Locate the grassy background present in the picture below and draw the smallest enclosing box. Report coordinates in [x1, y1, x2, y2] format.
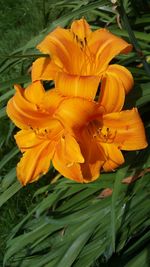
[0, 0, 150, 266]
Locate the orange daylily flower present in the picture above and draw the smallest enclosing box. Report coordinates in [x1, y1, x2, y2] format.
[7, 81, 84, 185]
[6, 81, 147, 185]
[32, 18, 133, 108]
[54, 98, 147, 181]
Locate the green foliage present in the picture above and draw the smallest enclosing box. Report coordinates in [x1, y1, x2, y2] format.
[0, 0, 150, 266]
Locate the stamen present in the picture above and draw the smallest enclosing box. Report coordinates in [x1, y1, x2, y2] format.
[90, 123, 117, 144]
[72, 31, 97, 75]
[84, 37, 87, 46]
[75, 35, 79, 42]
[61, 134, 65, 139]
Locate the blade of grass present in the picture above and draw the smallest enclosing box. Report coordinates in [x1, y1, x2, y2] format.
[117, 0, 150, 77]
[111, 166, 128, 252]
[0, 181, 21, 208]
[0, 148, 19, 170]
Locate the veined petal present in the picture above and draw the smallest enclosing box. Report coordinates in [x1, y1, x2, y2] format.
[79, 129, 104, 182]
[15, 120, 64, 150]
[71, 18, 92, 40]
[53, 153, 84, 183]
[46, 119, 64, 141]
[6, 85, 63, 129]
[7, 86, 48, 129]
[40, 89, 64, 112]
[103, 108, 148, 150]
[32, 57, 59, 82]
[100, 143, 125, 172]
[54, 97, 99, 130]
[16, 137, 55, 185]
[53, 128, 103, 183]
[88, 28, 132, 72]
[56, 133, 84, 164]
[99, 73, 125, 113]
[56, 72, 100, 99]
[105, 64, 134, 94]
[23, 81, 45, 104]
[15, 129, 42, 152]
[37, 27, 81, 73]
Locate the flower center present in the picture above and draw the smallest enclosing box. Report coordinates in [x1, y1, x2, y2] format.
[88, 121, 117, 144]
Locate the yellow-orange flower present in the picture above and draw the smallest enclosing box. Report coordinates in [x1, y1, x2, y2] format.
[54, 99, 147, 181]
[32, 18, 133, 109]
[6, 81, 147, 185]
[7, 81, 85, 185]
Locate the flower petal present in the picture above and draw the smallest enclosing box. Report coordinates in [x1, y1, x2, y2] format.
[24, 81, 45, 104]
[56, 72, 100, 99]
[56, 133, 84, 164]
[15, 129, 42, 152]
[15, 120, 63, 150]
[103, 108, 148, 150]
[16, 133, 54, 185]
[53, 153, 84, 183]
[71, 18, 92, 40]
[88, 28, 132, 72]
[37, 27, 81, 73]
[53, 127, 103, 183]
[99, 64, 134, 113]
[54, 97, 99, 130]
[105, 64, 134, 94]
[40, 89, 64, 111]
[6, 84, 63, 129]
[32, 57, 59, 82]
[100, 143, 125, 172]
[7, 85, 47, 129]
[79, 129, 104, 182]
[99, 73, 125, 113]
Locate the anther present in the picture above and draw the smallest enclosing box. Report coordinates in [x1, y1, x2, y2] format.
[80, 40, 84, 47]
[75, 35, 79, 42]
[62, 134, 65, 139]
[84, 37, 87, 45]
